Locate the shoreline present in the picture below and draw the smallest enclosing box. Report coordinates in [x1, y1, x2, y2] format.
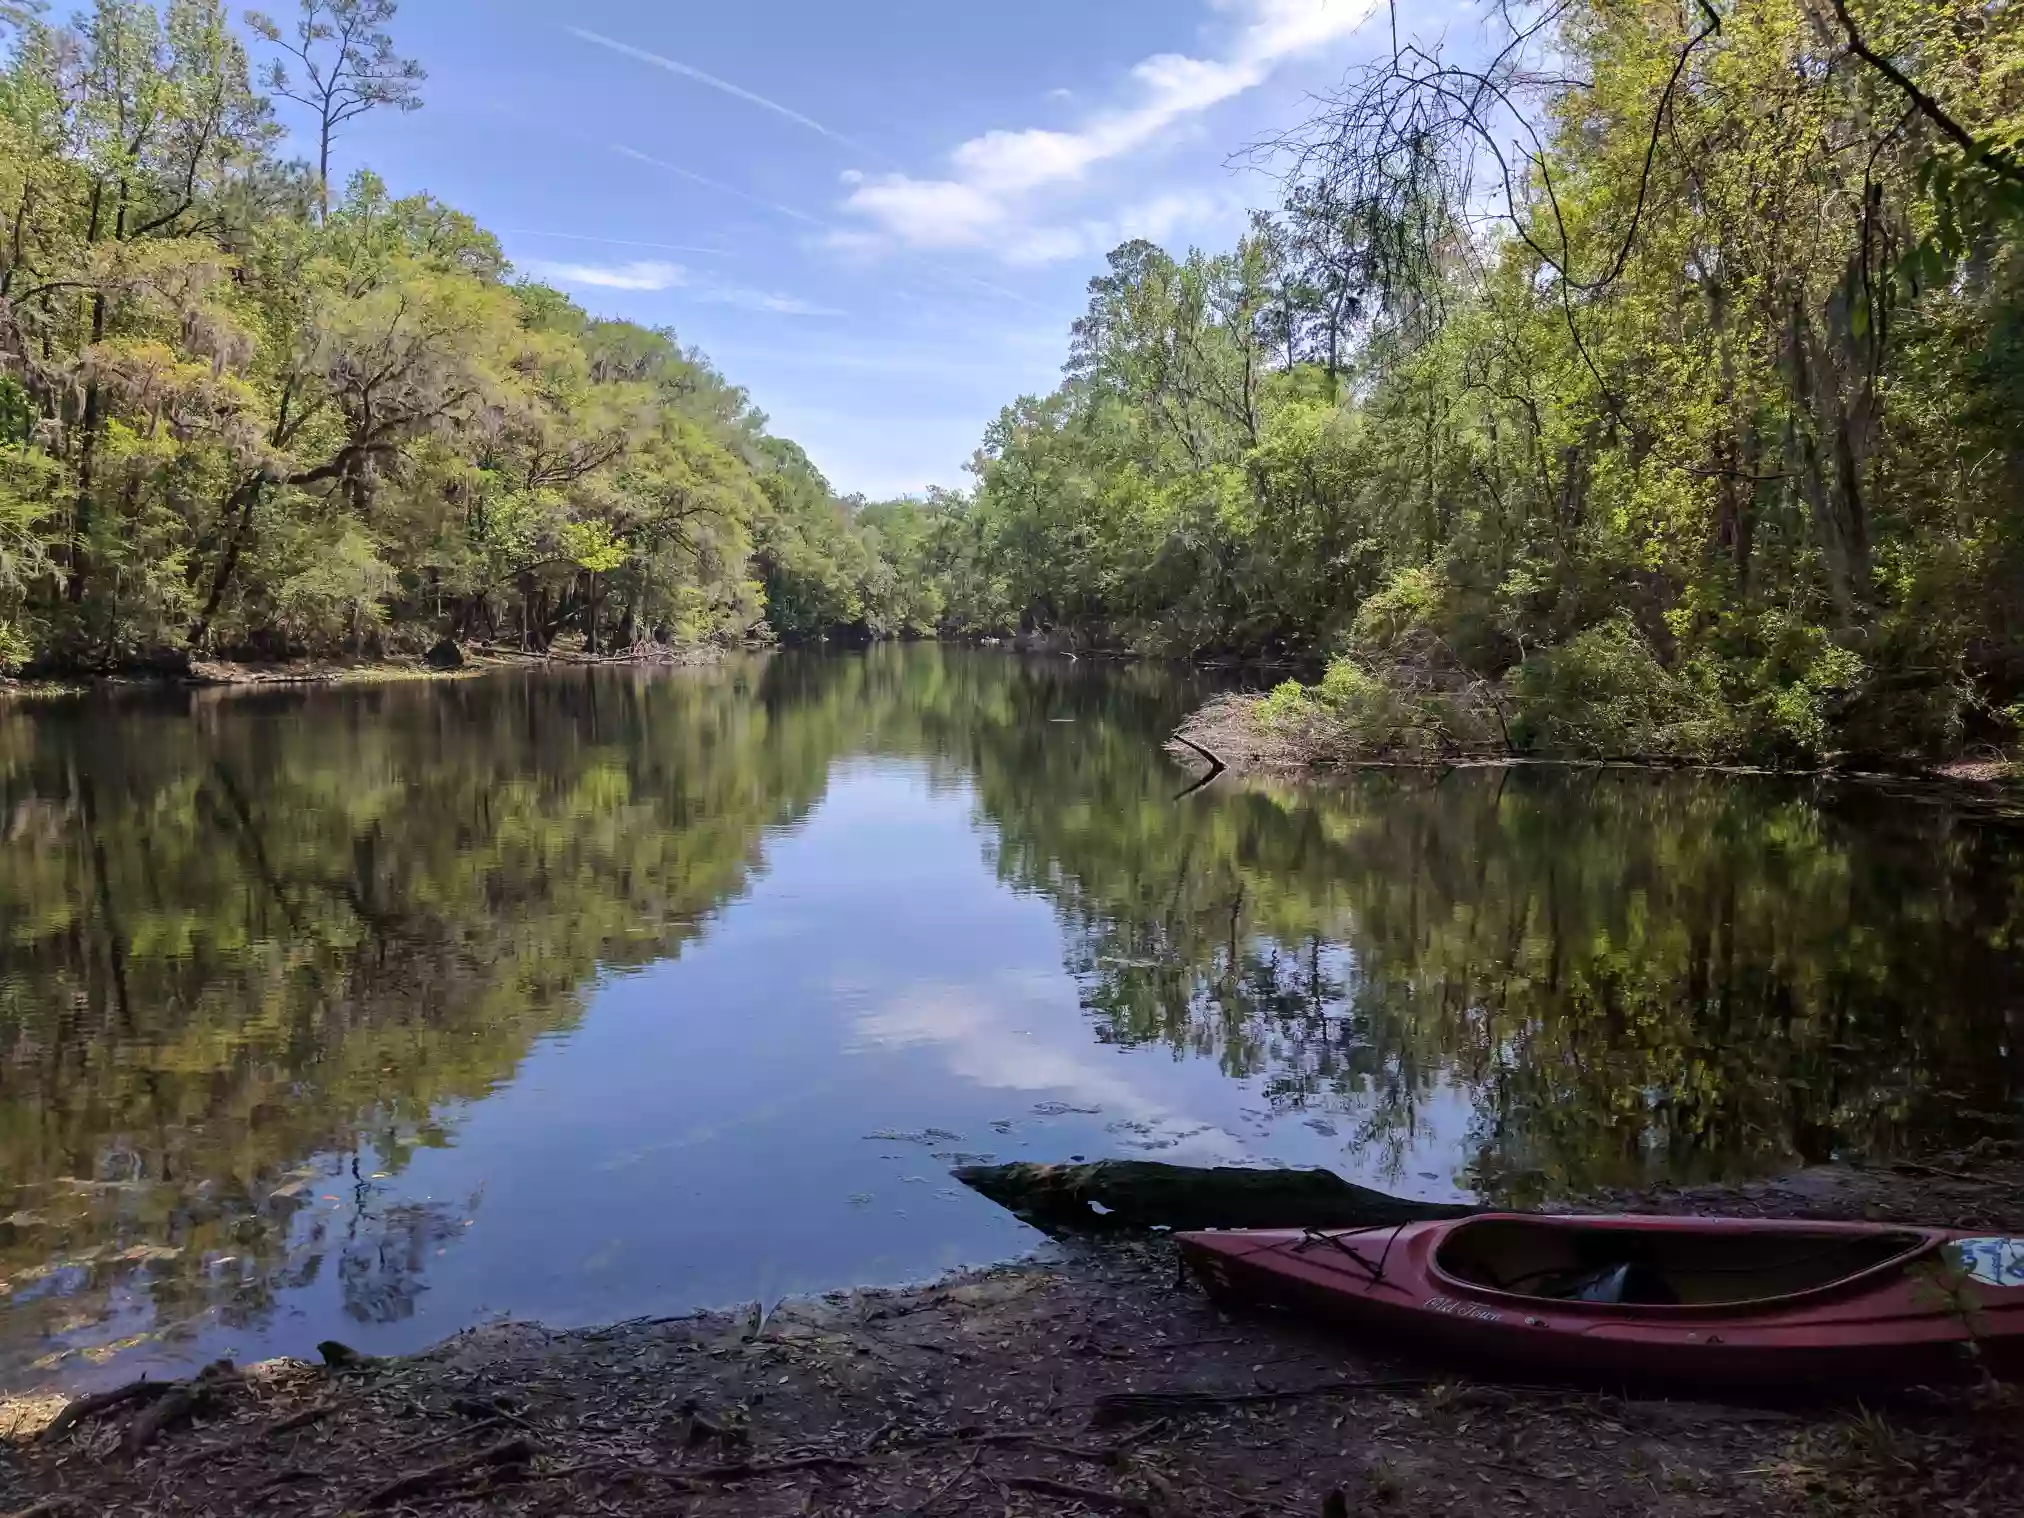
[0, 644, 730, 701]
[1173, 691, 2024, 792]
[4, 1149, 2019, 1516]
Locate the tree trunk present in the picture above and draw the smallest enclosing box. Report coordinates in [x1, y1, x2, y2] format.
[67, 293, 109, 604]
[189, 477, 265, 649]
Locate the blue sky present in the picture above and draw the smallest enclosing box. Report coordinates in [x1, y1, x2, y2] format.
[308, 0, 1391, 497]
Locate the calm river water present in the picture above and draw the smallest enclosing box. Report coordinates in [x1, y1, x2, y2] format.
[1, 647, 2020, 1388]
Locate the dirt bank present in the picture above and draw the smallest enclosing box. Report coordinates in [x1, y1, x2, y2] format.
[1172, 692, 2024, 791]
[3, 1149, 2020, 1518]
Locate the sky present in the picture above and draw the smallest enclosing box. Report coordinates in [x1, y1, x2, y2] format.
[309, 0, 1396, 498]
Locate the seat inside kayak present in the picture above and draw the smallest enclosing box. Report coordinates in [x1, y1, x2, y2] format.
[1433, 1219, 1929, 1307]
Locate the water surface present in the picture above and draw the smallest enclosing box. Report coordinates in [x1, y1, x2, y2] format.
[1, 648, 2019, 1387]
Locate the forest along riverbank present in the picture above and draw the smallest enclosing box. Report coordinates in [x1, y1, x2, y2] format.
[3, 1149, 2020, 1518]
[0, 641, 724, 698]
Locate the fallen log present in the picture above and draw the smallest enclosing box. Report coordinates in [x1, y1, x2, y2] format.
[39, 1379, 178, 1444]
[952, 1160, 1480, 1233]
[122, 1360, 240, 1458]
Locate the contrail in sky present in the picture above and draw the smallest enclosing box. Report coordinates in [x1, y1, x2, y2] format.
[569, 28, 878, 159]
[609, 144, 827, 228]
[500, 228, 730, 255]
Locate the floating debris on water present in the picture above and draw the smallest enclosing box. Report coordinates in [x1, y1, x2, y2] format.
[864, 1128, 964, 1145]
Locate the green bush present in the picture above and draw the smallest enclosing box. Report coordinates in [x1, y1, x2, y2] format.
[1508, 615, 1734, 759]
[1258, 647, 1507, 760]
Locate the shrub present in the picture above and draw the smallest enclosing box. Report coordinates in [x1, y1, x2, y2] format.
[1508, 614, 1734, 758]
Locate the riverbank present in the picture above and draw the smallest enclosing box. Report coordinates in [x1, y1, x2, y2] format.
[0, 643, 728, 700]
[4, 1148, 2019, 1518]
[1174, 692, 2024, 789]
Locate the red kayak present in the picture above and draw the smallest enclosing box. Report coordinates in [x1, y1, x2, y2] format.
[1178, 1213, 2024, 1388]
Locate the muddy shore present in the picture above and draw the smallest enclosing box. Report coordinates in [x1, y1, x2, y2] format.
[4, 1149, 2019, 1518]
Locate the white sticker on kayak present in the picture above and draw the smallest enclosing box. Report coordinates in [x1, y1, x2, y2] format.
[1426, 1295, 1505, 1322]
[1949, 1238, 2024, 1288]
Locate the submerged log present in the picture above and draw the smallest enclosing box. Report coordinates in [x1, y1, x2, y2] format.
[953, 1160, 1480, 1233]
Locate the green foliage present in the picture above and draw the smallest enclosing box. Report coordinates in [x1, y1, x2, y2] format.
[904, 0, 2024, 761]
[1508, 616, 1731, 759]
[0, 4, 890, 670]
[271, 524, 395, 644]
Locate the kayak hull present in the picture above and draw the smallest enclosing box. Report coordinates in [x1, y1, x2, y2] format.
[1177, 1213, 2024, 1389]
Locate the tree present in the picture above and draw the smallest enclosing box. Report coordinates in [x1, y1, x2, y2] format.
[245, 0, 422, 220]
[913, 0, 2024, 757]
[0, 5, 895, 670]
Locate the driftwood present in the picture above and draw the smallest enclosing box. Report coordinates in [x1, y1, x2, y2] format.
[122, 1361, 240, 1458]
[39, 1380, 178, 1443]
[953, 1160, 1480, 1232]
[1169, 731, 1228, 800]
[122, 1384, 200, 1458]
[41, 1359, 238, 1451]
[363, 1435, 535, 1507]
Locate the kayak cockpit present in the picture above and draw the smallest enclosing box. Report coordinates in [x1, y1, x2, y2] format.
[1432, 1218, 1933, 1308]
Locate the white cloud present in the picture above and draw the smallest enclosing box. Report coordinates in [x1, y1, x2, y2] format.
[704, 289, 845, 317]
[519, 256, 839, 317]
[845, 178, 1004, 251]
[839, 0, 1376, 258]
[523, 258, 688, 291]
[998, 186, 1240, 266]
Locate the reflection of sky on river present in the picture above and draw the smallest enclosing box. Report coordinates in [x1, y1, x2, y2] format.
[40, 757, 1471, 1383]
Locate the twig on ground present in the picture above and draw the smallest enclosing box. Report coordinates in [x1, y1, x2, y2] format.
[362, 1436, 535, 1508]
[1112, 1416, 1173, 1448]
[914, 1447, 985, 1511]
[1089, 1378, 1433, 1426]
[949, 1430, 1126, 1465]
[384, 1414, 510, 1462]
[265, 1402, 338, 1437]
[1001, 1474, 1154, 1515]
[676, 1454, 870, 1483]
[1891, 1158, 1978, 1182]
[247, 1466, 317, 1499]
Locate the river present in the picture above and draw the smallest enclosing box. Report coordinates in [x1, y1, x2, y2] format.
[0, 646, 2019, 1388]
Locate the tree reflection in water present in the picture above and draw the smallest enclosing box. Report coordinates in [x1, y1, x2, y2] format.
[0, 648, 2017, 1381]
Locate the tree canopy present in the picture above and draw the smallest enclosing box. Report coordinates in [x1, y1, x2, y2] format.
[910, 0, 2024, 762]
[0, 0, 911, 673]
